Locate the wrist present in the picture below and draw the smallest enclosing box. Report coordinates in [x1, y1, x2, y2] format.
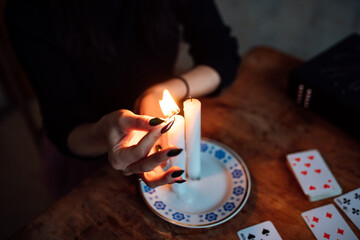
[174, 76, 190, 98]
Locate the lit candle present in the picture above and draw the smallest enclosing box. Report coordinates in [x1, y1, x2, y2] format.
[167, 115, 186, 197]
[184, 98, 201, 180]
[159, 90, 186, 195]
[167, 115, 186, 171]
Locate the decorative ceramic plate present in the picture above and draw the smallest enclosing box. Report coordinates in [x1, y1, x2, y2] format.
[139, 138, 251, 228]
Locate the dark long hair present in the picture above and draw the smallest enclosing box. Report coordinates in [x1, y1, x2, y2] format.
[47, 0, 182, 63]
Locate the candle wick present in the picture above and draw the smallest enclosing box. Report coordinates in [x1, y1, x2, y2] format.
[190, 96, 192, 102]
[165, 110, 179, 121]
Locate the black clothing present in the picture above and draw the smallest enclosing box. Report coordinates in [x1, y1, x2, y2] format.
[5, 0, 240, 156]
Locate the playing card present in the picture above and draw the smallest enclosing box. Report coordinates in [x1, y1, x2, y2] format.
[301, 204, 358, 240]
[286, 149, 342, 201]
[237, 221, 282, 240]
[334, 187, 360, 230]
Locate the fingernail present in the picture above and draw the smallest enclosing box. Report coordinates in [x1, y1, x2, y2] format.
[175, 179, 186, 184]
[167, 148, 183, 157]
[155, 144, 162, 152]
[171, 170, 184, 178]
[161, 119, 175, 134]
[149, 117, 165, 126]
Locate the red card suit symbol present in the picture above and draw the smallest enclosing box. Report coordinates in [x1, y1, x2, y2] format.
[323, 232, 330, 239]
[312, 216, 319, 223]
[326, 212, 332, 218]
[308, 155, 314, 160]
[301, 171, 307, 175]
[337, 228, 344, 235]
[309, 185, 316, 190]
[295, 157, 301, 162]
[328, 179, 332, 183]
[311, 224, 315, 228]
[314, 169, 321, 174]
[323, 184, 331, 189]
[305, 163, 311, 168]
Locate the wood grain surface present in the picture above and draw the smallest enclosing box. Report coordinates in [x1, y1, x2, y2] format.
[11, 47, 360, 240]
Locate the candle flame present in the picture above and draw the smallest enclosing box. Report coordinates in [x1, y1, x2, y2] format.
[159, 89, 180, 118]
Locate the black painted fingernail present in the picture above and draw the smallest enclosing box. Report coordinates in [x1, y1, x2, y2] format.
[171, 170, 184, 178]
[161, 119, 175, 134]
[175, 179, 186, 184]
[149, 117, 165, 126]
[155, 144, 162, 152]
[167, 148, 183, 157]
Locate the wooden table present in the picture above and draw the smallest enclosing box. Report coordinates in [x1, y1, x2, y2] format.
[11, 47, 360, 239]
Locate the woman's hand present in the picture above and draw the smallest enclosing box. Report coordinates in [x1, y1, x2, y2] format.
[101, 110, 185, 188]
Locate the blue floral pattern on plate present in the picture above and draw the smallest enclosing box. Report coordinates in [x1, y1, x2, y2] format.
[140, 139, 250, 228]
[172, 212, 185, 221]
[154, 201, 166, 210]
[223, 202, 235, 211]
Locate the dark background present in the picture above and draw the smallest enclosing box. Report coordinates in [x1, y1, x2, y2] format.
[0, 0, 359, 239]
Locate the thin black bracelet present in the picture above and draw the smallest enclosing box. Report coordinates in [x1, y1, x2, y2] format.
[176, 75, 190, 98]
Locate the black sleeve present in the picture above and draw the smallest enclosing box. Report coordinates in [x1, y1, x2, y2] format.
[180, 0, 240, 91]
[5, 1, 98, 157]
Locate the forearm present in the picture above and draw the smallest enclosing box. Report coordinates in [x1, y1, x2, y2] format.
[181, 65, 221, 97]
[67, 119, 108, 157]
[153, 65, 221, 101]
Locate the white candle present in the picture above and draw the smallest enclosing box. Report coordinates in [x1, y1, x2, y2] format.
[167, 115, 186, 196]
[158, 89, 187, 192]
[167, 115, 186, 170]
[184, 98, 201, 180]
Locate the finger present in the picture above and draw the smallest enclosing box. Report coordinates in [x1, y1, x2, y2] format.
[119, 110, 165, 131]
[132, 118, 174, 158]
[109, 145, 137, 171]
[108, 131, 139, 170]
[109, 120, 174, 171]
[141, 166, 186, 188]
[111, 130, 137, 149]
[126, 147, 183, 174]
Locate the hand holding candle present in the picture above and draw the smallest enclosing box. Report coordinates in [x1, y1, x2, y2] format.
[127, 87, 202, 191]
[103, 110, 184, 188]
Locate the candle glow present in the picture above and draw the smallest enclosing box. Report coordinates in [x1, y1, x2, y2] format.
[159, 89, 180, 118]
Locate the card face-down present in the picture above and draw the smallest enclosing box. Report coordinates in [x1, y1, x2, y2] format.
[237, 221, 282, 240]
[301, 204, 358, 240]
[334, 187, 360, 230]
[286, 149, 342, 201]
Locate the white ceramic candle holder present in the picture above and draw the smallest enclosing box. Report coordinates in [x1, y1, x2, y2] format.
[140, 138, 251, 228]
